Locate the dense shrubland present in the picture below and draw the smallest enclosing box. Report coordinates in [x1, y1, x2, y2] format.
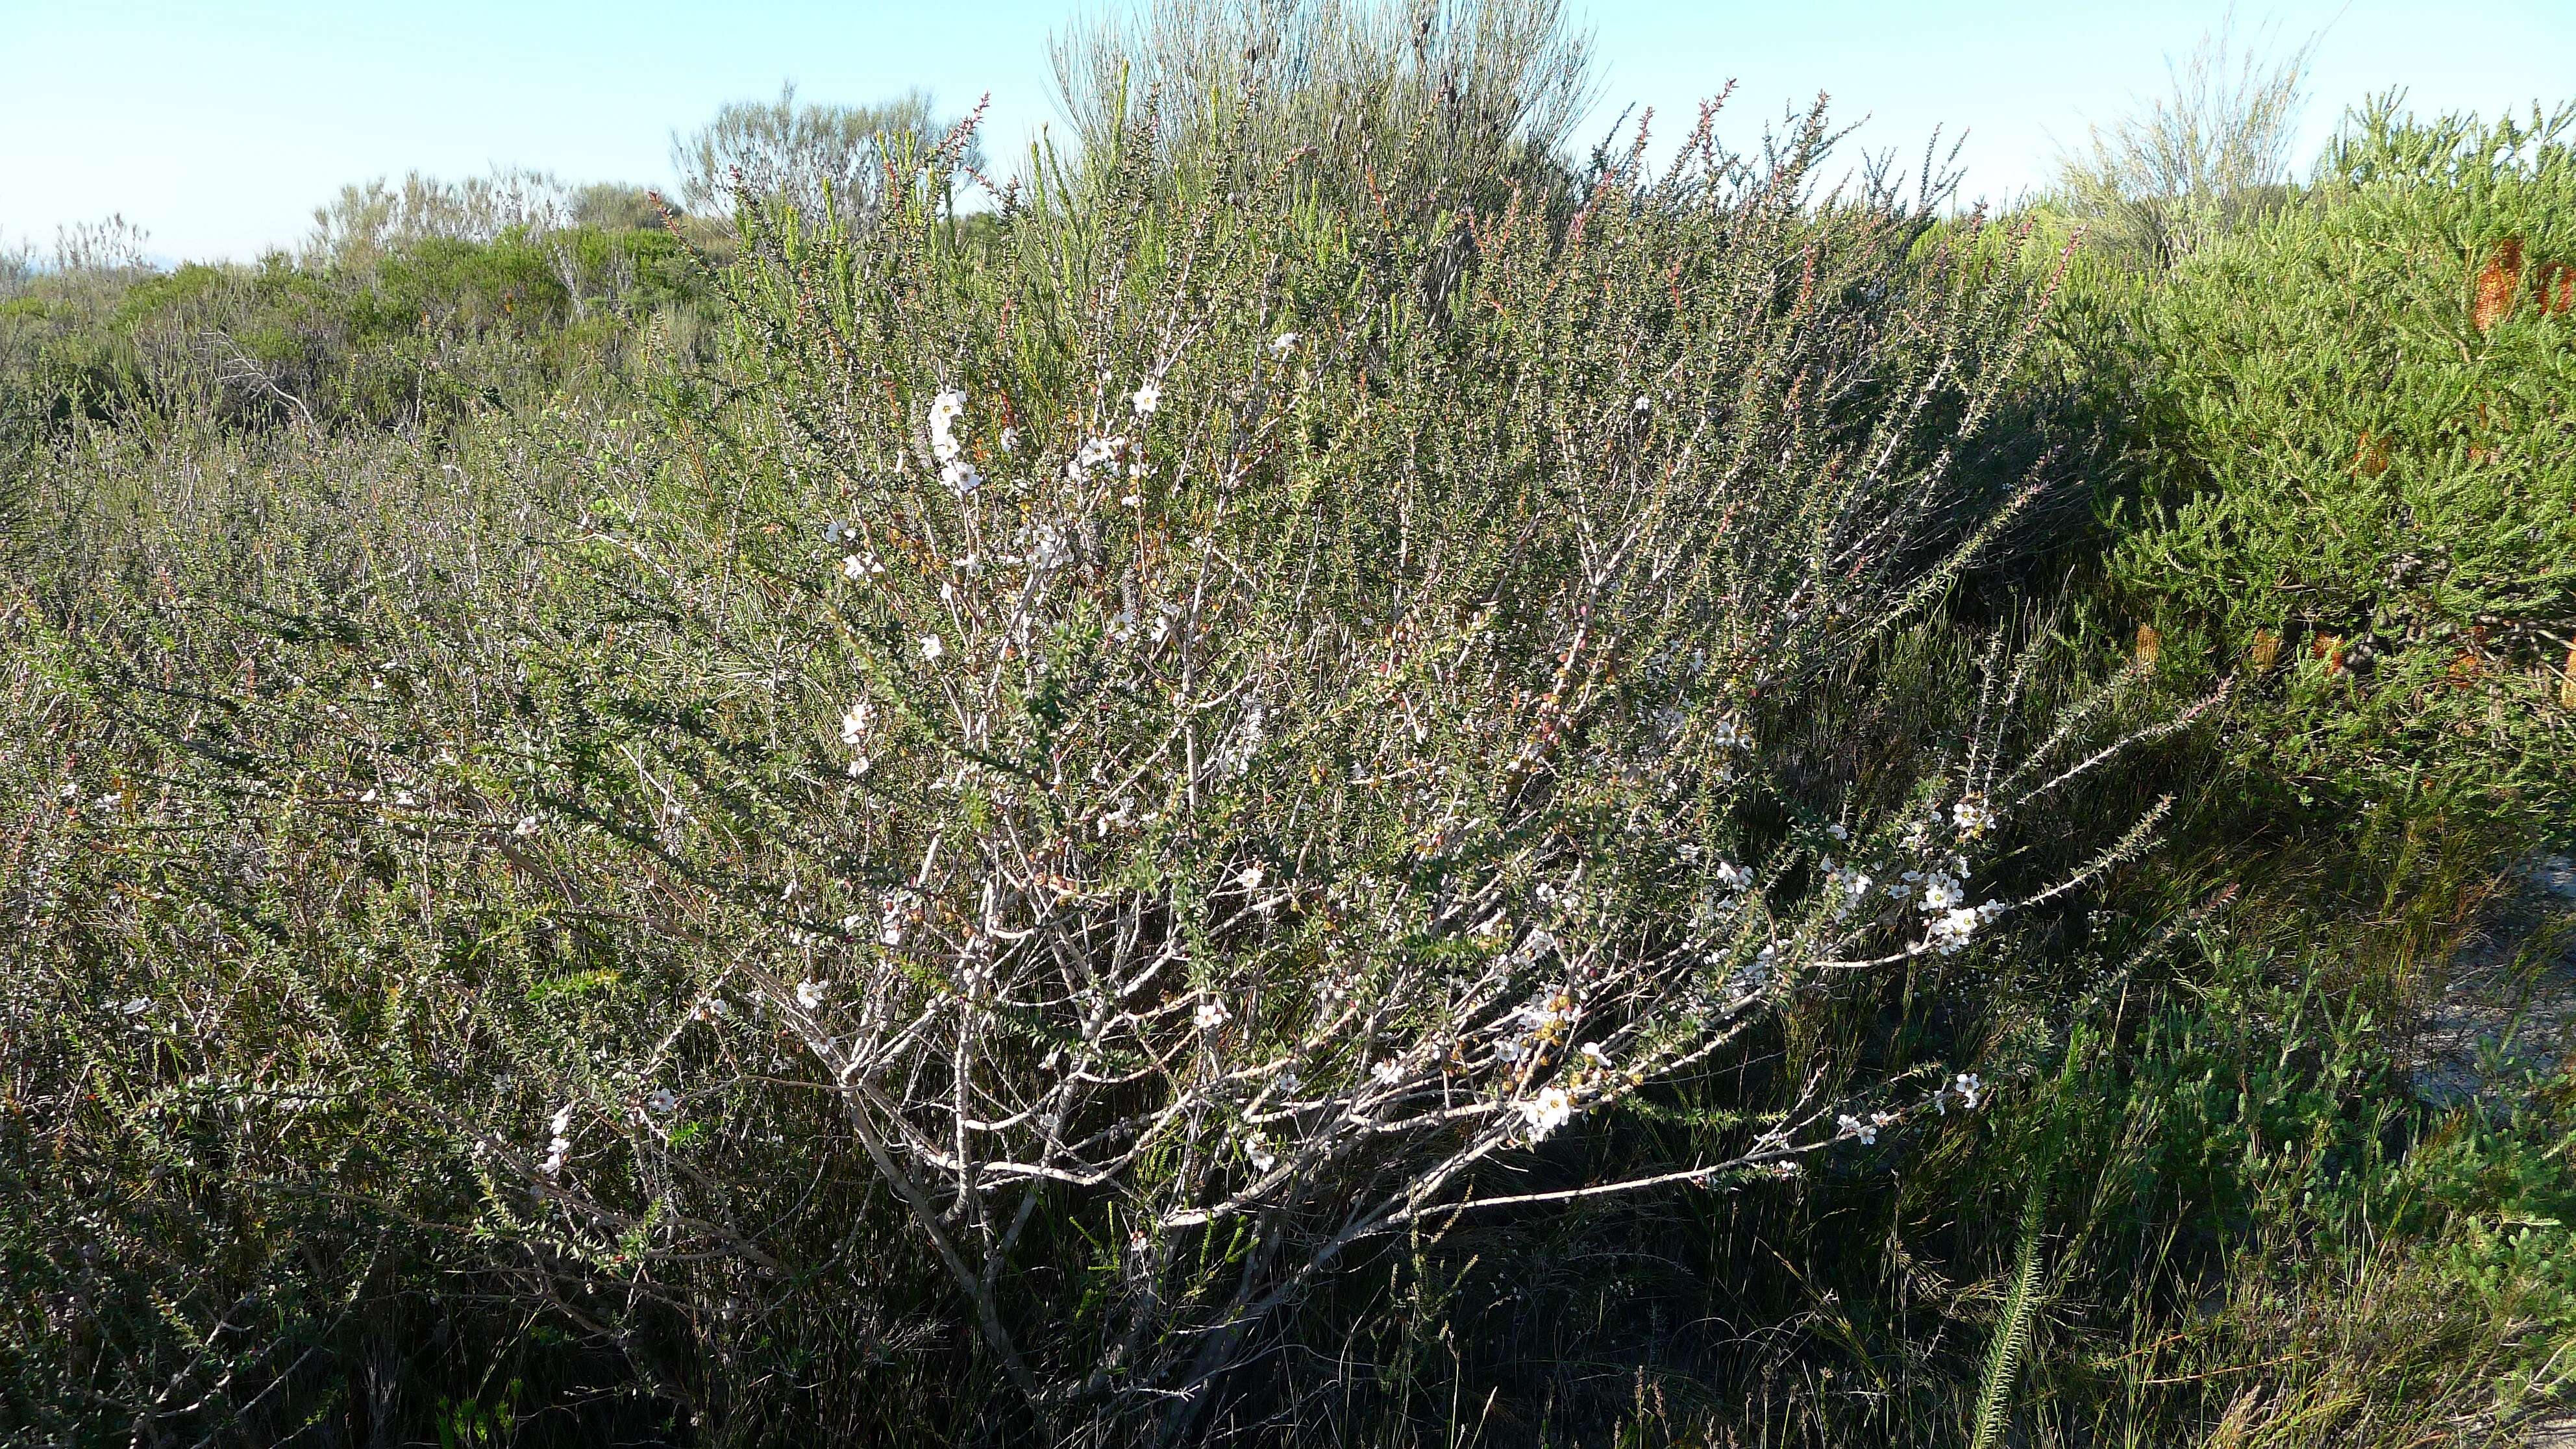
[4, 6, 2573, 1446]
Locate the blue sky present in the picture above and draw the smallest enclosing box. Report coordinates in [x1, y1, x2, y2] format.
[4, 0, 2571, 263]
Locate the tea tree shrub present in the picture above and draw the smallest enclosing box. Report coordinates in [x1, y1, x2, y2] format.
[391, 101, 2197, 1433]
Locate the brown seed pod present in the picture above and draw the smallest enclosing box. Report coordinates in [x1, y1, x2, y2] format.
[2353, 430, 2391, 477]
[2135, 623, 2162, 666]
[2248, 628, 2281, 673]
[2533, 260, 2576, 316]
[2473, 238, 2524, 332]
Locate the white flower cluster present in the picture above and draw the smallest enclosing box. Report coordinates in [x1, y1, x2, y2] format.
[1519, 1085, 1576, 1142]
[1066, 434, 1125, 483]
[539, 1104, 575, 1178]
[1836, 1109, 1894, 1145]
[1951, 793, 1998, 837]
[1925, 900, 2005, 956]
[928, 388, 982, 496]
[1824, 861, 1876, 920]
[1013, 521, 1071, 572]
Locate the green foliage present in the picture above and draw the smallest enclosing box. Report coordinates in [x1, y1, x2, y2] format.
[3, 25, 2573, 1448]
[2101, 100, 2576, 841]
[0, 222, 716, 437]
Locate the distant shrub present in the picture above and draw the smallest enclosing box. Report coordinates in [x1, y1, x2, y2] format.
[0, 219, 715, 436]
[1049, 0, 1599, 216]
[669, 83, 983, 232]
[2051, 21, 2317, 272]
[2102, 100, 2576, 839]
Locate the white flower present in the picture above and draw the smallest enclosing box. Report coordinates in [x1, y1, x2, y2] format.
[939, 460, 983, 496]
[1837, 1112, 1878, 1146]
[919, 635, 943, 661]
[1919, 872, 1964, 913]
[1520, 1085, 1576, 1141]
[928, 388, 968, 463]
[1517, 995, 1569, 1034]
[513, 814, 541, 837]
[1578, 1041, 1609, 1065]
[1067, 435, 1124, 482]
[1709, 714, 1750, 749]
[1493, 1038, 1526, 1065]
[1245, 1135, 1278, 1172]
[1953, 1072, 1985, 1109]
[1826, 822, 1848, 841]
[839, 699, 876, 746]
[1020, 524, 1070, 571]
[1952, 794, 1998, 837]
[842, 551, 883, 582]
[1370, 1058, 1404, 1085]
[1712, 860, 1752, 891]
[795, 978, 827, 1009]
[1237, 865, 1266, 890]
[645, 1087, 679, 1114]
[998, 425, 1019, 452]
[1926, 906, 1983, 955]
[1193, 998, 1232, 1031]
[1268, 331, 1300, 358]
[1130, 379, 1162, 417]
[1632, 394, 1652, 413]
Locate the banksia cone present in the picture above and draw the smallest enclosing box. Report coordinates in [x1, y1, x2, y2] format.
[2135, 623, 2162, 666]
[2353, 430, 2391, 477]
[2473, 239, 2524, 332]
[2313, 633, 2346, 674]
[2249, 628, 2281, 672]
[2536, 260, 2576, 316]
